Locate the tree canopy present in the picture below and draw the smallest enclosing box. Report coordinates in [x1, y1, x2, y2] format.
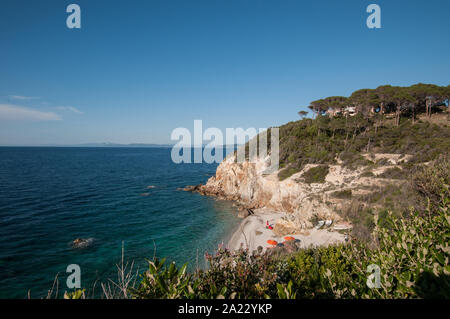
[305, 83, 449, 122]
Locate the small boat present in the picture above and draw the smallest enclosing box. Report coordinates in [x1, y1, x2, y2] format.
[325, 220, 333, 227]
[267, 240, 278, 246]
[315, 220, 325, 229]
[284, 236, 295, 241]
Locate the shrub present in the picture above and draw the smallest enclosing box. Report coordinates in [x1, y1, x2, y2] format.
[331, 189, 352, 199]
[196, 247, 283, 298]
[131, 247, 288, 299]
[360, 171, 375, 177]
[377, 167, 406, 179]
[278, 167, 300, 181]
[412, 155, 450, 208]
[340, 152, 373, 169]
[302, 165, 329, 184]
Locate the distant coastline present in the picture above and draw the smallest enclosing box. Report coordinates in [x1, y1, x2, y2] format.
[0, 143, 174, 148]
[0, 143, 243, 148]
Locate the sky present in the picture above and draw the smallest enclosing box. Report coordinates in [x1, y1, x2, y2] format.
[0, 0, 449, 145]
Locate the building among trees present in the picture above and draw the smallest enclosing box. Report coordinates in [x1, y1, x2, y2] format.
[304, 83, 449, 125]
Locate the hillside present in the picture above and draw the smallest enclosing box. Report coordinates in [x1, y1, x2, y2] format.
[149, 91, 449, 299]
[194, 111, 449, 244]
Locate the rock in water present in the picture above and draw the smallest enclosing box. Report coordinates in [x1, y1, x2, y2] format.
[182, 185, 202, 192]
[72, 238, 93, 249]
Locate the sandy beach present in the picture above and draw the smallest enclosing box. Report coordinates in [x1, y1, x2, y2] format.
[227, 208, 346, 252]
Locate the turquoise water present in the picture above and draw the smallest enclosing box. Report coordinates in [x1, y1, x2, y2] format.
[0, 147, 240, 298]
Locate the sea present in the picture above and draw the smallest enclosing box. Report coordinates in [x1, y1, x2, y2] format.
[0, 147, 240, 298]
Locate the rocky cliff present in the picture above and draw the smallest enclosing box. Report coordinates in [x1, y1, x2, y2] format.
[186, 152, 408, 234]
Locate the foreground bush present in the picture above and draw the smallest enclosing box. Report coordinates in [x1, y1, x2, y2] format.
[412, 155, 449, 208]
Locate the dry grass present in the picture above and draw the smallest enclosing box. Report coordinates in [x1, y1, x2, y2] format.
[101, 242, 139, 299]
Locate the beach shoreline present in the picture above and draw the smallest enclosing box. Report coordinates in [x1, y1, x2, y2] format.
[227, 208, 346, 252]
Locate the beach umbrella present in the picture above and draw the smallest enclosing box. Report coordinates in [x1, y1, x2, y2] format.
[267, 240, 278, 246]
[284, 236, 295, 241]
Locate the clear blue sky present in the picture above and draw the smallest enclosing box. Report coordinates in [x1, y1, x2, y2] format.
[0, 0, 449, 145]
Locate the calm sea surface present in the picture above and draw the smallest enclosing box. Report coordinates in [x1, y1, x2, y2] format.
[0, 147, 240, 298]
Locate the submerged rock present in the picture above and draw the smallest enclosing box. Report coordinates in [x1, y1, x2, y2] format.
[71, 238, 93, 249]
[182, 185, 202, 192]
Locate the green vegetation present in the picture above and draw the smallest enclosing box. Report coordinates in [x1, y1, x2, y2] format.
[271, 83, 450, 177]
[301, 165, 329, 184]
[276, 113, 450, 175]
[307, 83, 450, 124]
[412, 155, 450, 208]
[360, 171, 375, 177]
[377, 167, 406, 179]
[331, 189, 352, 199]
[242, 84, 449, 183]
[278, 167, 300, 181]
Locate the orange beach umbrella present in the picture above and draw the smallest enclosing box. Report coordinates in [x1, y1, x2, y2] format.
[267, 240, 278, 246]
[284, 236, 295, 241]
